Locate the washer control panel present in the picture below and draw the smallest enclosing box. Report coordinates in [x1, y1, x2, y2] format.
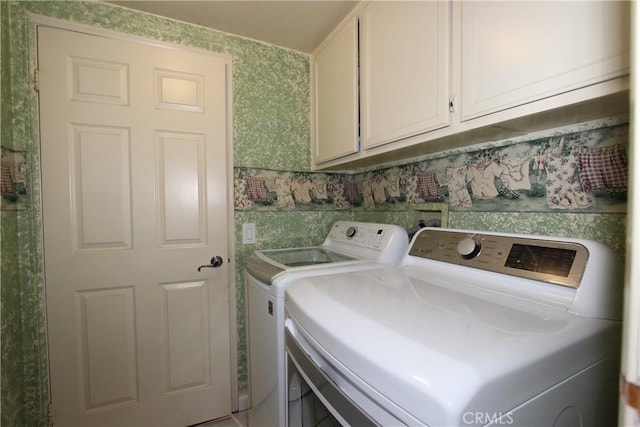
[326, 222, 395, 249]
[409, 228, 589, 288]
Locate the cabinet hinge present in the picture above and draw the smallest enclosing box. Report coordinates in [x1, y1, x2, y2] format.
[448, 96, 455, 113]
[33, 68, 40, 92]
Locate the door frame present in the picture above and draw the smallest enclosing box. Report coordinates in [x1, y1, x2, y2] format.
[29, 12, 240, 414]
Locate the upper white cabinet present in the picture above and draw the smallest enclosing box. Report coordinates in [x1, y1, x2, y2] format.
[459, 1, 630, 121]
[360, 1, 450, 149]
[312, 1, 630, 170]
[313, 16, 359, 164]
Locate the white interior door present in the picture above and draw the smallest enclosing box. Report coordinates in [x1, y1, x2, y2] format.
[38, 26, 232, 426]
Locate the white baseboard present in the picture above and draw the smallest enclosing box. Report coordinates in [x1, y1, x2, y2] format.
[238, 394, 250, 412]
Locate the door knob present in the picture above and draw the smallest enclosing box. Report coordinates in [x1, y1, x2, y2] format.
[197, 256, 224, 271]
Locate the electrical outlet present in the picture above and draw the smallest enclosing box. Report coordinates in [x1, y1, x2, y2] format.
[242, 223, 256, 244]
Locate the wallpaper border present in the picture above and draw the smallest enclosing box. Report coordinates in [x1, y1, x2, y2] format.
[235, 117, 629, 214]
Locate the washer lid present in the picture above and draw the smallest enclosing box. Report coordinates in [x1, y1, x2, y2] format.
[262, 247, 355, 267]
[245, 247, 358, 285]
[285, 267, 621, 426]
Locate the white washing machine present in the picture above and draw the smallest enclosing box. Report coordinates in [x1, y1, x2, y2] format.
[244, 221, 409, 427]
[285, 227, 624, 427]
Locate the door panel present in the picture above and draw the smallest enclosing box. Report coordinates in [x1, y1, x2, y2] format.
[38, 26, 231, 426]
[157, 132, 207, 245]
[78, 287, 138, 410]
[71, 124, 133, 250]
[162, 280, 210, 392]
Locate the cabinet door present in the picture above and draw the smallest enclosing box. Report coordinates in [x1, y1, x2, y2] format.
[460, 1, 630, 121]
[360, 1, 451, 150]
[314, 16, 359, 164]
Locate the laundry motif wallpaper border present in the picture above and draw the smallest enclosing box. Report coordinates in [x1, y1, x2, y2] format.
[1, 147, 29, 211]
[234, 121, 628, 213]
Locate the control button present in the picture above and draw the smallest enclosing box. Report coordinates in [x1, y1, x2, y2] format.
[346, 226, 357, 239]
[457, 237, 481, 259]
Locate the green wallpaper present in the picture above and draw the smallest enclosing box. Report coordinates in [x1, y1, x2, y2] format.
[1, 1, 629, 426]
[2, 1, 49, 425]
[1, 213, 26, 427]
[0, 4, 24, 420]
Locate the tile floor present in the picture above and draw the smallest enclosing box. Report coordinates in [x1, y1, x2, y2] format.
[195, 411, 247, 427]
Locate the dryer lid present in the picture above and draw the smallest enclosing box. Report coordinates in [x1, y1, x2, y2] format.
[285, 267, 621, 426]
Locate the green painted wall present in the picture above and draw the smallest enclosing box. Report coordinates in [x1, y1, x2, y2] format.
[0, 1, 628, 425]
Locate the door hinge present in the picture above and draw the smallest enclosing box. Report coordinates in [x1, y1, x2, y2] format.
[448, 96, 455, 113]
[621, 374, 640, 416]
[33, 68, 40, 92]
[47, 402, 54, 426]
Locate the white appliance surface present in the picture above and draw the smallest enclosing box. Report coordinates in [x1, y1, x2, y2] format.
[246, 220, 409, 296]
[285, 227, 623, 426]
[245, 221, 409, 427]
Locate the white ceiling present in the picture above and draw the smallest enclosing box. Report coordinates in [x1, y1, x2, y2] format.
[106, 0, 359, 53]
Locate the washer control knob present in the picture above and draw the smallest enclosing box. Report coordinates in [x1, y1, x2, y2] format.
[346, 226, 357, 239]
[457, 237, 481, 259]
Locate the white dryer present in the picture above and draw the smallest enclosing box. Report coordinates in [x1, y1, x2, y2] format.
[285, 227, 623, 426]
[244, 221, 408, 427]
